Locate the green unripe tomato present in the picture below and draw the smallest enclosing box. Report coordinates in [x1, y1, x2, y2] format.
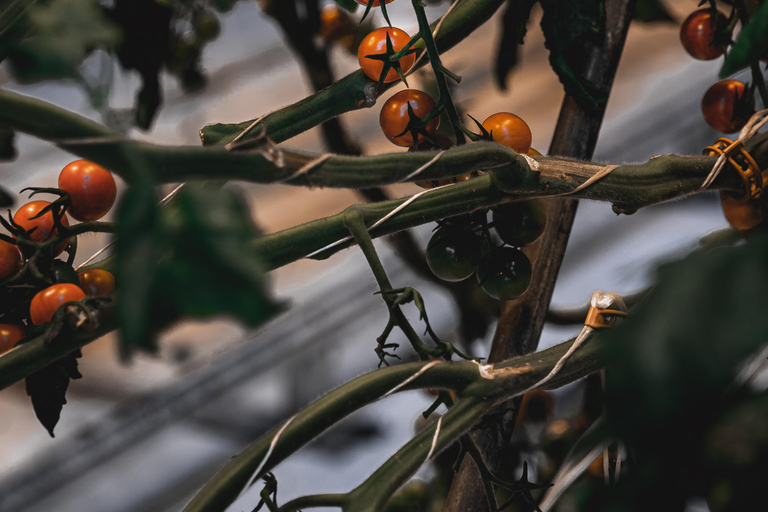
[194, 10, 221, 41]
[51, 260, 79, 285]
[492, 199, 547, 247]
[476, 247, 532, 300]
[426, 226, 481, 282]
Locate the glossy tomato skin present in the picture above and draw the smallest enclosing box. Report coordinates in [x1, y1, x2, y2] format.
[13, 201, 70, 256]
[720, 192, 763, 231]
[0, 239, 22, 280]
[476, 247, 532, 300]
[29, 283, 86, 326]
[680, 9, 728, 60]
[380, 89, 439, 147]
[482, 113, 532, 154]
[702, 80, 754, 133]
[358, 27, 415, 83]
[492, 199, 548, 247]
[78, 269, 117, 296]
[0, 324, 25, 353]
[58, 160, 117, 221]
[426, 226, 481, 282]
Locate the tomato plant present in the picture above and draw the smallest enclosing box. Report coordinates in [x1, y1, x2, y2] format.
[78, 269, 117, 297]
[357, 27, 415, 83]
[481, 112, 532, 153]
[679, 9, 729, 60]
[379, 89, 439, 147]
[28, 283, 86, 326]
[58, 159, 117, 222]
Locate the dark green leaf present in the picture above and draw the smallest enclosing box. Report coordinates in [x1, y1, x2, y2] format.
[539, 0, 607, 113]
[116, 183, 162, 355]
[494, 0, 538, 90]
[154, 185, 285, 327]
[25, 350, 82, 437]
[6, 0, 119, 83]
[632, 0, 675, 23]
[602, 234, 768, 437]
[721, 1, 768, 77]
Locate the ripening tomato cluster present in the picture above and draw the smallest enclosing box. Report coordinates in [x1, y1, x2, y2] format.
[679, 8, 756, 134]
[0, 160, 119, 354]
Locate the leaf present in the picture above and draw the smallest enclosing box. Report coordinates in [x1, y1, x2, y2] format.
[0, 122, 17, 163]
[6, 0, 120, 83]
[632, 0, 675, 23]
[154, 185, 285, 327]
[116, 183, 162, 356]
[539, 0, 607, 113]
[333, 0, 359, 12]
[25, 350, 82, 437]
[721, 1, 768, 77]
[494, 0, 538, 90]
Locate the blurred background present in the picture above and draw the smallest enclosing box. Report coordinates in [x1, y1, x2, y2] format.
[0, 0, 744, 510]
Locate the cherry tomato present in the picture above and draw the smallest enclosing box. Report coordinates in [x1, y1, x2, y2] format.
[358, 27, 415, 83]
[78, 268, 117, 297]
[527, 147, 542, 157]
[0, 324, 25, 353]
[0, 239, 22, 280]
[680, 9, 728, 60]
[58, 160, 117, 221]
[720, 192, 763, 231]
[13, 200, 70, 255]
[482, 113, 532, 154]
[317, 4, 353, 42]
[702, 80, 754, 133]
[51, 260, 79, 285]
[380, 89, 439, 147]
[426, 226, 481, 282]
[492, 199, 548, 247]
[29, 283, 86, 326]
[514, 390, 554, 429]
[355, 0, 395, 6]
[476, 247, 532, 300]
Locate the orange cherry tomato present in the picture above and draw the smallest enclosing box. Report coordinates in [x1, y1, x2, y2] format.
[720, 192, 764, 231]
[78, 269, 117, 297]
[702, 80, 754, 134]
[680, 9, 728, 61]
[58, 160, 117, 221]
[0, 324, 25, 353]
[13, 201, 70, 256]
[0, 239, 22, 280]
[379, 89, 439, 147]
[29, 283, 86, 326]
[482, 113, 532, 154]
[527, 147, 542, 157]
[358, 27, 415, 83]
[317, 4, 353, 42]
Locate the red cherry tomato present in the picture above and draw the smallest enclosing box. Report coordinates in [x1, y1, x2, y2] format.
[379, 89, 439, 147]
[29, 283, 86, 326]
[354, 0, 395, 6]
[78, 269, 117, 297]
[680, 9, 728, 60]
[0, 239, 22, 280]
[482, 113, 532, 154]
[0, 324, 25, 353]
[58, 160, 117, 221]
[358, 27, 415, 83]
[701, 80, 754, 133]
[13, 201, 70, 256]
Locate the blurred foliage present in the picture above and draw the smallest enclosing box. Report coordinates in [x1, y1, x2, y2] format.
[494, 0, 538, 91]
[539, 0, 607, 113]
[632, 0, 675, 23]
[25, 350, 82, 437]
[721, 1, 768, 77]
[591, 233, 768, 510]
[116, 183, 284, 356]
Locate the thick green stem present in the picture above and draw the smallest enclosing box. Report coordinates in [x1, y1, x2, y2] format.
[278, 493, 346, 512]
[411, 0, 466, 144]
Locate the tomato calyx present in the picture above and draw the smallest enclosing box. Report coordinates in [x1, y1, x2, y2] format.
[363, 31, 417, 89]
[394, 102, 444, 150]
[358, 0, 394, 27]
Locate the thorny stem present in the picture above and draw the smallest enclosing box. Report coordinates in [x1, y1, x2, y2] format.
[410, 0, 467, 144]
